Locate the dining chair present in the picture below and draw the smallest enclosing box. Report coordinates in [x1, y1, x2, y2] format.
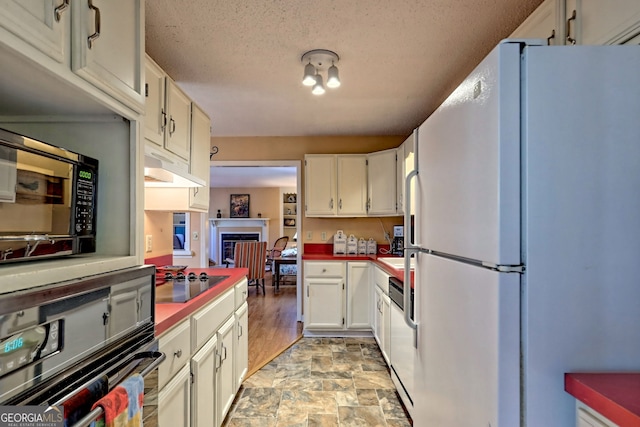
[266, 236, 289, 275]
[233, 241, 267, 295]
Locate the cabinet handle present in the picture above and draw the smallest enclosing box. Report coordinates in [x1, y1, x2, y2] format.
[547, 29, 555, 46]
[54, 0, 69, 22]
[330, 198, 334, 209]
[174, 349, 182, 358]
[169, 117, 176, 135]
[222, 345, 227, 361]
[161, 109, 167, 132]
[216, 351, 222, 370]
[87, 0, 101, 49]
[193, 187, 199, 197]
[238, 324, 243, 338]
[566, 10, 577, 45]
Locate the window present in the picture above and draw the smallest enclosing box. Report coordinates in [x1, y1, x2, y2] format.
[173, 212, 190, 255]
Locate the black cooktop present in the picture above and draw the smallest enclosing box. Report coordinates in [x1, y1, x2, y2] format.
[155, 272, 229, 303]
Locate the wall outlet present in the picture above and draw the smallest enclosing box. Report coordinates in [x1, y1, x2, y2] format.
[321, 232, 327, 241]
[145, 235, 152, 252]
[192, 231, 199, 241]
[306, 231, 313, 240]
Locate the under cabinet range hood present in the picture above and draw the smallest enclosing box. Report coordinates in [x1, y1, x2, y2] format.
[144, 153, 204, 188]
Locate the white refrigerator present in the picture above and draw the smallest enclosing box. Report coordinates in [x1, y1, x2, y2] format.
[405, 40, 640, 427]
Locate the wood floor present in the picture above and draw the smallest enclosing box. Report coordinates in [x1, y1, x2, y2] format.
[246, 274, 303, 378]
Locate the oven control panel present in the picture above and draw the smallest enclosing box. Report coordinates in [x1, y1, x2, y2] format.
[0, 320, 63, 378]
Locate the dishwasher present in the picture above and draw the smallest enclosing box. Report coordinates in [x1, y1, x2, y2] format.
[389, 276, 415, 415]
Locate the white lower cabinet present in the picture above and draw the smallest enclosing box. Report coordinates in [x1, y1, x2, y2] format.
[576, 402, 617, 427]
[158, 364, 191, 427]
[303, 261, 371, 333]
[372, 266, 391, 364]
[235, 302, 249, 389]
[157, 278, 248, 427]
[191, 335, 217, 427]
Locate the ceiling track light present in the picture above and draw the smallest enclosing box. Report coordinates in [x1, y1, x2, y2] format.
[301, 49, 340, 95]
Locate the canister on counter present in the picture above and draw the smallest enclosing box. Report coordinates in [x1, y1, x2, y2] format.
[367, 238, 377, 255]
[358, 238, 367, 254]
[333, 230, 347, 254]
[346, 234, 358, 255]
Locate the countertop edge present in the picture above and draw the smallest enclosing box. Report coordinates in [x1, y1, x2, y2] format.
[565, 373, 640, 426]
[154, 267, 248, 336]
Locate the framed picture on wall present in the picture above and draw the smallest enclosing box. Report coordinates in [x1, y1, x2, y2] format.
[230, 194, 250, 218]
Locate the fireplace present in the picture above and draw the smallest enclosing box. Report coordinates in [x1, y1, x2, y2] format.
[220, 232, 260, 262]
[209, 218, 270, 265]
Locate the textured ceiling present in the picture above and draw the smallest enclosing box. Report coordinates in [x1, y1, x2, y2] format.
[146, 0, 543, 137]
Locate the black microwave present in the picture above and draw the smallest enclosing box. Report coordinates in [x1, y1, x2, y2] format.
[0, 128, 98, 264]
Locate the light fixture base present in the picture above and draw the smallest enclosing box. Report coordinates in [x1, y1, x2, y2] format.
[301, 49, 339, 71]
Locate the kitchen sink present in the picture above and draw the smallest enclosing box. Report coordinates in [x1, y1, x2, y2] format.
[377, 257, 415, 270]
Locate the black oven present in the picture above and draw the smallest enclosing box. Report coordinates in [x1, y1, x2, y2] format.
[0, 266, 164, 427]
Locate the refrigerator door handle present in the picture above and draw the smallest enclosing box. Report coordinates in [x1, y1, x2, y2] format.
[404, 247, 419, 333]
[404, 168, 419, 248]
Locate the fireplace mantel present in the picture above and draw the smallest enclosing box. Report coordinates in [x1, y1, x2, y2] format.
[210, 218, 270, 228]
[209, 218, 270, 265]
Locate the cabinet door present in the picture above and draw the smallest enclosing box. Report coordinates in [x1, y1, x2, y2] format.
[509, 0, 558, 44]
[367, 149, 397, 215]
[304, 277, 344, 329]
[0, 0, 67, 63]
[337, 155, 367, 216]
[373, 286, 383, 346]
[217, 316, 236, 425]
[381, 292, 391, 365]
[346, 262, 370, 329]
[191, 335, 218, 427]
[305, 155, 336, 216]
[144, 55, 167, 147]
[71, 0, 144, 112]
[158, 364, 191, 427]
[165, 78, 192, 161]
[580, 0, 640, 45]
[396, 144, 405, 214]
[189, 104, 211, 211]
[235, 302, 249, 389]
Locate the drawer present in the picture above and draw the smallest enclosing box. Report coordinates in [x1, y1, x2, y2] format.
[191, 288, 234, 351]
[234, 277, 248, 309]
[304, 261, 345, 278]
[158, 319, 191, 389]
[373, 266, 390, 294]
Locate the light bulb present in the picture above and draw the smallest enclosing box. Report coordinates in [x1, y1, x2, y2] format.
[327, 63, 340, 88]
[302, 62, 316, 86]
[312, 74, 325, 95]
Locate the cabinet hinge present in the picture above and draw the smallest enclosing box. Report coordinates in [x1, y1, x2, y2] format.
[366, 159, 369, 166]
[144, 83, 148, 97]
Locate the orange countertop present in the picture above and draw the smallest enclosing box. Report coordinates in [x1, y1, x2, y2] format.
[565, 373, 640, 426]
[154, 267, 248, 336]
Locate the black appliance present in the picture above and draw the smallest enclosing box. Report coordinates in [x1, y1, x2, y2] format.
[391, 225, 404, 256]
[0, 266, 164, 427]
[155, 271, 229, 303]
[0, 127, 98, 264]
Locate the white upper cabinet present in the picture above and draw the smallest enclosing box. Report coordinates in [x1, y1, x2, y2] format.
[509, 0, 559, 44]
[580, 0, 640, 45]
[305, 154, 337, 216]
[0, 0, 144, 111]
[71, 0, 144, 112]
[189, 104, 211, 211]
[0, 0, 68, 63]
[510, 0, 640, 46]
[165, 79, 192, 161]
[337, 155, 368, 216]
[367, 148, 397, 216]
[144, 56, 167, 147]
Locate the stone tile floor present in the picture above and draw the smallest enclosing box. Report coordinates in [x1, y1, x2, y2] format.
[223, 337, 413, 426]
